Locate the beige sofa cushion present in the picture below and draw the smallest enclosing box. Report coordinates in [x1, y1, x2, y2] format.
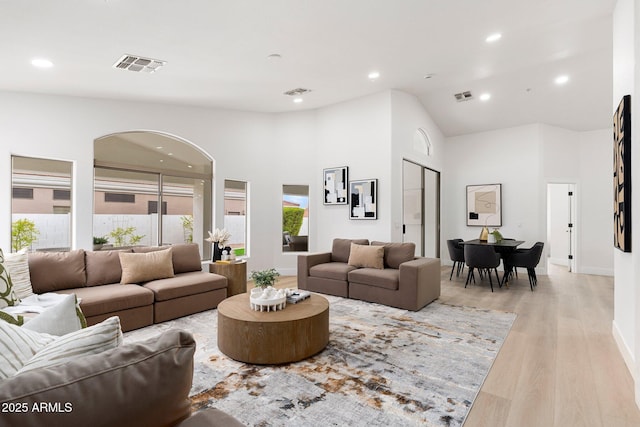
[371, 241, 416, 269]
[144, 271, 227, 302]
[56, 284, 154, 317]
[0, 329, 196, 427]
[133, 244, 203, 274]
[331, 238, 369, 263]
[348, 268, 400, 290]
[85, 249, 132, 287]
[119, 249, 174, 284]
[28, 250, 86, 293]
[348, 243, 384, 269]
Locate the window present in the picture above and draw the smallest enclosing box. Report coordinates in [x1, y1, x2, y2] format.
[11, 156, 73, 252]
[282, 184, 309, 252]
[53, 189, 71, 200]
[12, 188, 33, 199]
[104, 193, 135, 203]
[148, 201, 168, 215]
[224, 180, 248, 256]
[94, 132, 213, 259]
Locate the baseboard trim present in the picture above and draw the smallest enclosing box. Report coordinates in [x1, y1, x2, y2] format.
[579, 266, 614, 276]
[612, 320, 636, 381]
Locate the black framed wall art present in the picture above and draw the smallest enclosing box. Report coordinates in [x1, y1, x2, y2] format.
[323, 166, 348, 205]
[466, 184, 502, 227]
[614, 94, 631, 252]
[349, 179, 377, 219]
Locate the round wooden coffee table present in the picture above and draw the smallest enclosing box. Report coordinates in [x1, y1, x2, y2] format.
[217, 292, 329, 364]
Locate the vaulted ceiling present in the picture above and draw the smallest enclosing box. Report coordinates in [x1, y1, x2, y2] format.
[0, 0, 615, 136]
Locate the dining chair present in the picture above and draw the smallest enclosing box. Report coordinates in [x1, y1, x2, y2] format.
[446, 238, 465, 280]
[464, 245, 501, 292]
[502, 242, 544, 291]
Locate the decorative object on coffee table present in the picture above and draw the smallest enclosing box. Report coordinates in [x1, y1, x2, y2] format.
[249, 268, 280, 288]
[249, 287, 286, 311]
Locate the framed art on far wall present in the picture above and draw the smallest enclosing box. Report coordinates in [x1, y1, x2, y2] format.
[323, 166, 348, 205]
[349, 179, 377, 219]
[466, 183, 502, 227]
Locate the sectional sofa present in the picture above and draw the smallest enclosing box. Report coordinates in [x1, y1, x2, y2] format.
[298, 238, 441, 311]
[27, 243, 228, 331]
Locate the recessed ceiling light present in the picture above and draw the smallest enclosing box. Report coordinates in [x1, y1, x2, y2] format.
[485, 33, 502, 43]
[555, 75, 569, 85]
[368, 71, 380, 80]
[159, 159, 164, 163]
[479, 93, 491, 101]
[156, 146, 163, 150]
[293, 98, 303, 104]
[167, 152, 173, 156]
[267, 53, 282, 60]
[31, 58, 53, 68]
[187, 165, 193, 168]
[423, 74, 435, 79]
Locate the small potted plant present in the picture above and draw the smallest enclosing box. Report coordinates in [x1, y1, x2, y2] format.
[93, 236, 109, 251]
[250, 268, 280, 288]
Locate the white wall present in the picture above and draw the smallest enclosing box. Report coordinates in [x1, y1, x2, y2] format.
[443, 123, 612, 277]
[444, 124, 544, 263]
[314, 92, 393, 251]
[0, 89, 443, 276]
[390, 90, 446, 249]
[612, 0, 640, 407]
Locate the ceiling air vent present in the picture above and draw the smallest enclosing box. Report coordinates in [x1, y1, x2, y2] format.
[454, 91, 474, 102]
[113, 54, 166, 73]
[283, 88, 312, 96]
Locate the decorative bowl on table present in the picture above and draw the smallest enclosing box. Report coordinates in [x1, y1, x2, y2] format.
[249, 286, 287, 312]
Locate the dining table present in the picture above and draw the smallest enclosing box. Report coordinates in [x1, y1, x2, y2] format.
[462, 239, 525, 286]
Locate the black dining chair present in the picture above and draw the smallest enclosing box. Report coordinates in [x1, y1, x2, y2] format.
[446, 238, 465, 280]
[502, 242, 544, 291]
[464, 245, 501, 292]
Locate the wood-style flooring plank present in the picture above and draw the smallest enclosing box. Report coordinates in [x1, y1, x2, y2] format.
[273, 263, 640, 427]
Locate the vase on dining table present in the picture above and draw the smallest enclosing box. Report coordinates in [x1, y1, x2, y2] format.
[479, 226, 489, 241]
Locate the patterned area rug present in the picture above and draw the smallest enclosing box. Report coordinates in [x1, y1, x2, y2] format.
[124, 296, 516, 426]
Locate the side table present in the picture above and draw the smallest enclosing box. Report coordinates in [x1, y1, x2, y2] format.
[209, 260, 247, 297]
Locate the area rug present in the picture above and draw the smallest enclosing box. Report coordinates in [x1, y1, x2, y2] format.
[124, 296, 516, 426]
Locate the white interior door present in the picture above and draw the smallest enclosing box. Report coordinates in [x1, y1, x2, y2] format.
[403, 160, 423, 256]
[424, 168, 440, 258]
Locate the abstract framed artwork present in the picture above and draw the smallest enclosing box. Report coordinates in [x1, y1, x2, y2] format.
[614, 94, 632, 252]
[349, 179, 378, 220]
[466, 184, 502, 227]
[323, 166, 349, 205]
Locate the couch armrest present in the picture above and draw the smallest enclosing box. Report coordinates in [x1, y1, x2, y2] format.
[0, 329, 196, 427]
[399, 257, 441, 310]
[297, 252, 331, 289]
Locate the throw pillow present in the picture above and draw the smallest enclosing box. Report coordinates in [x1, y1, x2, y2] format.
[119, 248, 175, 284]
[0, 248, 21, 309]
[347, 243, 384, 269]
[17, 316, 122, 375]
[23, 293, 87, 336]
[0, 321, 55, 379]
[4, 249, 34, 299]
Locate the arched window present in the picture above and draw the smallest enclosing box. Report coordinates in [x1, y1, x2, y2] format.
[93, 132, 213, 259]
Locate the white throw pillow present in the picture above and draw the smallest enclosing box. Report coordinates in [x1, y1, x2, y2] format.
[17, 316, 123, 375]
[23, 293, 87, 336]
[4, 250, 34, 299]
[0, 248, 21, 309]
[0, 321, 55, 379]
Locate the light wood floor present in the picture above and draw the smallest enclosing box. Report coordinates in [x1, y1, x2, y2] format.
[273, 264, 640, 426]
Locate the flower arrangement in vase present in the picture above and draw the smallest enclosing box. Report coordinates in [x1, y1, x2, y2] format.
[206, 228, 231, 261]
